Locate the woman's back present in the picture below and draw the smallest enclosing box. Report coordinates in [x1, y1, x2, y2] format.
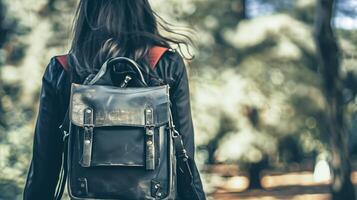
[23, 2, 206, 195]
[23, 1, 205, 199]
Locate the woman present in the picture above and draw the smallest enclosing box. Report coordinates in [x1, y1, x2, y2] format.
[23, 0, 205, 199]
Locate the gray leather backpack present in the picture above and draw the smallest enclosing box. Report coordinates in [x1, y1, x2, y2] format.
[54, 48, 201, 200]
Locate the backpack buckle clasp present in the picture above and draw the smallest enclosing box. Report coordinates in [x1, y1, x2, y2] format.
[145, 107, 155, 170]
[81, 107, 94, 167]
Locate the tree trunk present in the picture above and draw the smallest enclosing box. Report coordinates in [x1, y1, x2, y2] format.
[315, 0, 356, 199]
[248, 162, 262, 189]
[0, 0, 6, 46]
[247, 158, 268, 189]
[47, 0, 56, 11]
[242, 0, 247, 19]
[206, 115, 235, 164]
[0, 0, 6, 128]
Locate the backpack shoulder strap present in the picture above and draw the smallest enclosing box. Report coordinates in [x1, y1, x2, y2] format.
[148, 46, 169, 69]
[56, 55, 69, 71]
[55, 46, 169, 71]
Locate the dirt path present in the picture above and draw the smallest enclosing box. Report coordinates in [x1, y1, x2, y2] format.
[213, 185, 331, 200]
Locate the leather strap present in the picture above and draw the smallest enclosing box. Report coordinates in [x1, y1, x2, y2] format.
[88, 57, 148, 86]
[56, 55, 69, 71]
[54, 130, 69, 200]
[55, 46, 168, 72]
[145, 107, 155, 170]
[148, 46, 169, 68]
[81, 107, 94, 167]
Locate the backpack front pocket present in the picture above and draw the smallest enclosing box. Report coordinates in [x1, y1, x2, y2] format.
[77, 126, 161, 168]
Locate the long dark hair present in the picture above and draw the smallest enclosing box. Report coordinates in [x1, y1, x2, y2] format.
[69, 0, 193, 81]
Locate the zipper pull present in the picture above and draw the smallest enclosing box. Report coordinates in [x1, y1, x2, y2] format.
[120, 75, 132, 88]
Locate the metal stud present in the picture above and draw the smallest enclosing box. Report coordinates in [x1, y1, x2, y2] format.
[148, 129, 154, 135]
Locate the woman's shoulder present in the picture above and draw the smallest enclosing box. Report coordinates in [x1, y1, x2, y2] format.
[161, 48, 183, 63]
[41, 55, 69, 91]
[45, 54, 68, 72]
[154, 48, 190, 90]
[158, 48, 186, 75]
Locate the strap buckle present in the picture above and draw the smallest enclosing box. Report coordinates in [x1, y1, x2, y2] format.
[59, 124, 70, 141]
[145, 107, 155, 170]
[63, 130, 70, 141]
[81, 107, 94, 167]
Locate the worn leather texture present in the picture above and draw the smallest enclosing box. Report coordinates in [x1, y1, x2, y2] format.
[23, 50, 206, 200]
[68, 78, 174, 199]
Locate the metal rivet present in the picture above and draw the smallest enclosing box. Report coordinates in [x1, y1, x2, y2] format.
[86, 109, 92, 113]
[157, 192, 162, 197]
[85, 140, 91, 144]
[155, 184, 160, 189]
[147, 141, 153, 145]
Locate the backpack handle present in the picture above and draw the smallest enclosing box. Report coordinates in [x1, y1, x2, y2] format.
[88, 57, 148, 86]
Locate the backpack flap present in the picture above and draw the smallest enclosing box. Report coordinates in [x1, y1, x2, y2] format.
[69, 83, 170, 169]
[70, 84, 169, 127]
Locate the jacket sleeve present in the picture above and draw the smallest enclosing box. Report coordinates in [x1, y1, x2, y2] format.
[170, 55, 195, 159]
[169, 54, 206, 200]
[23, 58, 64, 199]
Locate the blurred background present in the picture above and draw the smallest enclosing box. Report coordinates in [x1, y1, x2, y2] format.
[0, 0, 357, 199]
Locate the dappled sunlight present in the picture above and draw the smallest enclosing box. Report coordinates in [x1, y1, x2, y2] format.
[223, 14, 315, 51]
[313, 159, 331, 182]
[214, 194, 329, 200]
[350, 171, 357, 184]
[261, 171, 330, 189]
[217, 176, 250, 192]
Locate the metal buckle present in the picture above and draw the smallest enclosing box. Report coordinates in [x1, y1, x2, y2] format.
[81, 108, 94, 167]
[145, 107, 155, 170]
[63, 130, 70, 141]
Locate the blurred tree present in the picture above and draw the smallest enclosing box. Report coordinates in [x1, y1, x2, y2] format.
[0, 0, 5, 128]
[181, 0, 337, 192]
[245, 106, 267, 189]
[48, 0, 56, 11]
[187, 0, 320, 159]
[149, 0, 357, 195]
[0, 0, 6, 46]
[247, 156, 268, 189]
[278, 135, 304, 165]
[206, 114, 237, 164]
[315, 0, 356, 199]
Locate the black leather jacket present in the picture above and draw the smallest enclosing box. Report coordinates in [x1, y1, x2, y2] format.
[23, 51, 206, 199]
